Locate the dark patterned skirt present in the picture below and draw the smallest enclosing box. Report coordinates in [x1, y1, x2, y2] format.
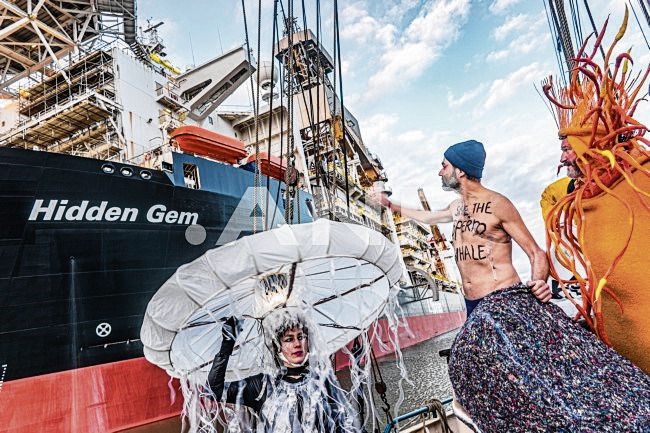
[448, 284, 650, 433]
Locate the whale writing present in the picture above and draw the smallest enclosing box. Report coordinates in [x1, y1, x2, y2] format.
[453, 201, 493, 262]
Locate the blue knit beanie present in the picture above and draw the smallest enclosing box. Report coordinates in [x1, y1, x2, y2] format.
[443, 140, 486, 179]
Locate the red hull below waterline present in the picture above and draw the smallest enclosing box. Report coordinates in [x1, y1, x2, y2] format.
[1, 312, 465, 433]
[335, 311, 466, 367]
[0, 358, 183, 433]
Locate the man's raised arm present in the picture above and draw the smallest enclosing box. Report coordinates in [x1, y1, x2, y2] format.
[368, 190, 453, 225]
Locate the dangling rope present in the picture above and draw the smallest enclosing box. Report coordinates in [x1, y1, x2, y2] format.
[299, 0, 323, 174]
[544, 0, 569, 89]
[282, 0, 331, 219]
[284, 0, 296, 224]
[629, 0, 650, 49]
[638, 0, 650, 28]
[254, 0, 264, 232]
[295, 0, 334, 226]
[241, 0, 264, 233]
[369, 346, 391, 425]
[265, 0, 280, 231]
[568, 0, 584, 45]
[333, 0, 351, 219]
[582, 0, 607, 62]
[311, 0, 324, 191]
[550, 0, 577, 76]
[269, 13, 285, 229]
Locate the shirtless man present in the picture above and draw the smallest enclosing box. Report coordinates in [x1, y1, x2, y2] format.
[370, 140, 650, 433]
[370, 139, 551, 311]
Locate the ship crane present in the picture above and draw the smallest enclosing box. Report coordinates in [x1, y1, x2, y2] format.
[274, 20, 387, 227]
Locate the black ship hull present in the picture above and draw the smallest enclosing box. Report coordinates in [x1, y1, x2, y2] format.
[0, 147, 310, 432]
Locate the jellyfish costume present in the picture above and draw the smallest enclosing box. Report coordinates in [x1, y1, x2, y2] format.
[140, 219, 405, 433]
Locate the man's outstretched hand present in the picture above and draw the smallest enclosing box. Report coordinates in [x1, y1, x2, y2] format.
[527, 280, 552, 303]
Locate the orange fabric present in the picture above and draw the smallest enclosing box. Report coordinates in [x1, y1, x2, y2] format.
[540, 177, 572, 220]
[581, 160, 650, 373]
[543, 10, 650, 349]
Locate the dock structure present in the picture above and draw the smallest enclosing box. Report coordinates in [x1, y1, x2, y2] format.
[0, 3, 255, 164]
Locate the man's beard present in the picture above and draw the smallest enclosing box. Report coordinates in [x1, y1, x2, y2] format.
[442, 172, 460, 191]
[558, 162, 581, 179]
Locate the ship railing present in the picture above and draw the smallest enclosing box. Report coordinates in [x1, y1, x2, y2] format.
[155, 81, 185, 111]
[383, 398, 453, 433]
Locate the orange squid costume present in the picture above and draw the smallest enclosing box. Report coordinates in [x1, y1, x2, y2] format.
[542, 8, 650, 373]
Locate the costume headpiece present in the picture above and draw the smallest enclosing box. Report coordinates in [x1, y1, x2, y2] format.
[542, 7, 650, 342]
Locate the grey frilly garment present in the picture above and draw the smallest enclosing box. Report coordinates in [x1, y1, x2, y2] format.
[449, 284, 650, 433]
[257, 374, 355, 433]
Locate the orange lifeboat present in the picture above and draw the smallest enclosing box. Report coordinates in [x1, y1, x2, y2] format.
[170, 125, 247, 164]
[243, 152, 287, 180]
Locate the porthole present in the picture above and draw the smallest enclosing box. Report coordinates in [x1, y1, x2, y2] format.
[120, 167, 133, 177]
[140, 170, 152, 180]
[101, 164, 115, 174]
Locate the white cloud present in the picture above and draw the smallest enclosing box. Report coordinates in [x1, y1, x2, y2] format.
[154, 17, 194, 69]
[368, 42, 439, 94]
[341, 59, 353, 77]
[493, 14, 528, 41]
[489, 0, 521, 15]
[341, 3, 396, 47]
[486, 49, 509, 62]
[360, 113, 452, 199]
[447, 83, 486, 108]
[361, 113, 400, 145]
[397, 129, 427, 142]
[486, 14, 549, 63]
[484, 62, 547, 109]
[366, 0, 471, 98]
[383, 0, 420, 21]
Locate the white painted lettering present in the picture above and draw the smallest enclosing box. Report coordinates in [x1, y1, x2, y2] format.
[27, 200, 199, 224]
[164, 210, 178, 223]
[121, 208, 138, 222]
[86, 201, 108, 221]
[177, 211, 199, 225]
[65, 201, 89, 221]
[29, 199, 57, 221]
[54, 200, 68, 220]
[146, 204, 166, 223]
[105, 207, 122, 222]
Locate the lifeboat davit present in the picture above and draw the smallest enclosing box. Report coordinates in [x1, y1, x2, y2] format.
[170, 125, 247, 164]
[243, 152, 286, 180]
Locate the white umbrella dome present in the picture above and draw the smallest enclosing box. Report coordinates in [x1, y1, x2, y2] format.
[140, 219, 403, 382]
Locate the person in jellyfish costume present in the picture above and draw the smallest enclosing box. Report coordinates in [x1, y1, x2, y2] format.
[208, 309, 356, 433]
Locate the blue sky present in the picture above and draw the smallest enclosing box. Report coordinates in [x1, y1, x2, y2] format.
[139, 0, 649, 276]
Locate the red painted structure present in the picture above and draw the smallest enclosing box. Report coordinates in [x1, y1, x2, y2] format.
[335, 311, 466, 367]
[243, 152, 287, 180]
[170, 125, 247, 164]
[0, 358, 182, 433]
[1, 313, 465, 433]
